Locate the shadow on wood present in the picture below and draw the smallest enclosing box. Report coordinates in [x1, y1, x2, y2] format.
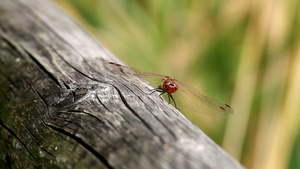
[0, 0, 244, 168]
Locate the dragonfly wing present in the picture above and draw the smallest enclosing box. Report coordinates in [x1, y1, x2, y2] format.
[108, 62, 166, 89]
[173, 81, 234, 117]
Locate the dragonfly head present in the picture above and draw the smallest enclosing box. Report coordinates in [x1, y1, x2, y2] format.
[162, 77, 178, 94]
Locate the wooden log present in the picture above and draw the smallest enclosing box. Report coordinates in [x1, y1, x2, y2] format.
[0, 0, 244, 168]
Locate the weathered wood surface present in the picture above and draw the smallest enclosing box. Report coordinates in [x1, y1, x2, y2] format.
[0, 0, 244, 168]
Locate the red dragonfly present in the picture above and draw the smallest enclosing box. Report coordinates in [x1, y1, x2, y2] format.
[108, 62, 234, 117]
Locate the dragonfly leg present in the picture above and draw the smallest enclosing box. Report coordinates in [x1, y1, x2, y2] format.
[149, 88, 164, 95]
[158, 92, 165, 101]
[149, 89, 156, 95]
[167, 94, 171, 104]
[169, 94, 177, 109]
[148, 88, 165, 101]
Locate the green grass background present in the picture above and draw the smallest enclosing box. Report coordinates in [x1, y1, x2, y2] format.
[54, 0, 300, 168]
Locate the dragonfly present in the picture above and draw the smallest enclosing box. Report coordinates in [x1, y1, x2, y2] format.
[108, 62, 234, 117]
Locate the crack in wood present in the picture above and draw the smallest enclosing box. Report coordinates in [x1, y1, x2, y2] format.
[112, 85, 166, 144]
[43, 121, 114, 169]
[22, 123, 56, 158]
[0, 119, 38, 162]
[117, 83, 179, 139]
[25, 50, 62, 88]
[51, 49, 96, 82]
[0, 34, 25, 58]
[96, 93, 111, 111]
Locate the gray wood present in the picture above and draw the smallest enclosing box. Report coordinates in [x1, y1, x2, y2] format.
[0, 0, 244, 168]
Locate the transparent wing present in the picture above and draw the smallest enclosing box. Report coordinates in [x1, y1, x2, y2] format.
[108, 62, 166, 88]
[173, 80, 234, 117]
